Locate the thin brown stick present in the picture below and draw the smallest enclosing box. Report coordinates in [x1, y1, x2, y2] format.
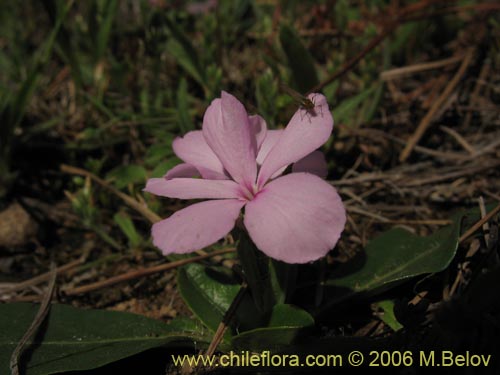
[60, 164, 161, 224]
[63, 248, 234, 296]
[60, 165, 227, 262]
[205, 282, 248, 358]
[440, 125, 476, 155]
[2, 257, 83, 295]
[399, 48, 475, 162]
[380, 54, 463, 80]
[309, 25, 394, 93]
[310, 2, 498, 94]
[459, 202, 500, 244]
[10, 263, 57, 375]
[402, 159, 500, 187]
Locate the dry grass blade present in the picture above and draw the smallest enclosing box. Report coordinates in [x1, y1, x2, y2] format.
[459, 202, 500, 244]
[9, 263, 57, 375]
[62, 248, 234, 296]
[399, 48, 475, 162]
[380, 54, 463, 81]
[1, 257, 83, 296]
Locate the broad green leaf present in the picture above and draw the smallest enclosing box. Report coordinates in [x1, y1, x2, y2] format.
[324, 218, 461, 305]
[279, 23, 319, 93]
[106, 165, 147, 189]
[177, 263, 265, 336]
[374, 300, 403, 332]
[232, 304, 314, 351]
[0, 303, 210, 375]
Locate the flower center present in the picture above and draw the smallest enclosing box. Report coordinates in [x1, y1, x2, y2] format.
[239, 182, 260, 201]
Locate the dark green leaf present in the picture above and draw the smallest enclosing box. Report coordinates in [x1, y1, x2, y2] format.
[237, 230, 276, 313]
[332, 85, 377, 127]
[144, 139, 175, 167]
[177, 263, 265, 336]
[106, 165, 147, 189]
[324, 218, 461, 304]
[374, 300, 403, 332]
[232, 304, 314, 351]
[165, 17, 206, 88]
[176, 78, 195, 133]
[150, 157, 182, 178]
[0, 303, 210, 375]
[279, 23, 319, 93]
[113, 212, 143, 247]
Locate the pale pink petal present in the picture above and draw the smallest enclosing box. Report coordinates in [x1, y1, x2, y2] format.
[249, 114, 267, 151]
[144, 178, 243, 200]
[256, 130, 283, 166]
[292, 151, 328, 179]
[244, 173, 345, 264]
[165, 163, 200, 179]
[153, 199, 245, 254]
[257, 93, 333, 188]
[172, 131, 228, 180]
[203, 92, 257, 188]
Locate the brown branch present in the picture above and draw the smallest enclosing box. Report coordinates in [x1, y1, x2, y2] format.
[459, 202, 500, 244]
[309, 25, 395, 93]
[10, 263, 57, 375]
[62, 248, 234, 296]
[309, 2, 498, 94]
[2, 257, 83, 295]
[60, 164, 161, 224]
[399, 48, 475, 162]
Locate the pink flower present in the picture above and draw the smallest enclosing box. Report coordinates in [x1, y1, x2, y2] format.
[144, 92, 346, 263]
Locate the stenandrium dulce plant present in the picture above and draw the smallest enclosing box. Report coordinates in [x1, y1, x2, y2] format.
[144, 91, 346, 264]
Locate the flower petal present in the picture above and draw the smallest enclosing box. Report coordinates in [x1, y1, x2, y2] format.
[144, 178, 243, 199]
[256, 129, 283, 166]
[203, 92, 257, 188]
[165, 163, 200, 179]
[257, 93, 333, 187]
[152, 199, 245, 255]
[244, 173, 345, 264]
[292, 151, 328, 179]
[249, 114, 267, 151]
[173, 131, 228, 180]
[256, 129, 287, 179]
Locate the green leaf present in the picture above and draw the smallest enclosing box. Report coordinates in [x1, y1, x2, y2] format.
[232, 304, 314, 351]
[177, 263, 265, 336]
[0, 303, 210, 375]
[332, 85, 377, 127]
[150, 157, 182, 178]
[144, 138, 175, 167]
[94, 0, 119, 61]
[165, 17, 206, 89]
[374, 300, 403, 332]
[279, 23, 319, 93]
[113, 212, 143, 247]
[176, 78, 195, 133]
[324, 218, 461, 304]
[106, 165, 147, 189]
[237, 230, 276, 313]
[255, 69, 277, 127]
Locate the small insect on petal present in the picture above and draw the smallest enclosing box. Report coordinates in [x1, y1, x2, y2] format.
[279, 83, 320, 121]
